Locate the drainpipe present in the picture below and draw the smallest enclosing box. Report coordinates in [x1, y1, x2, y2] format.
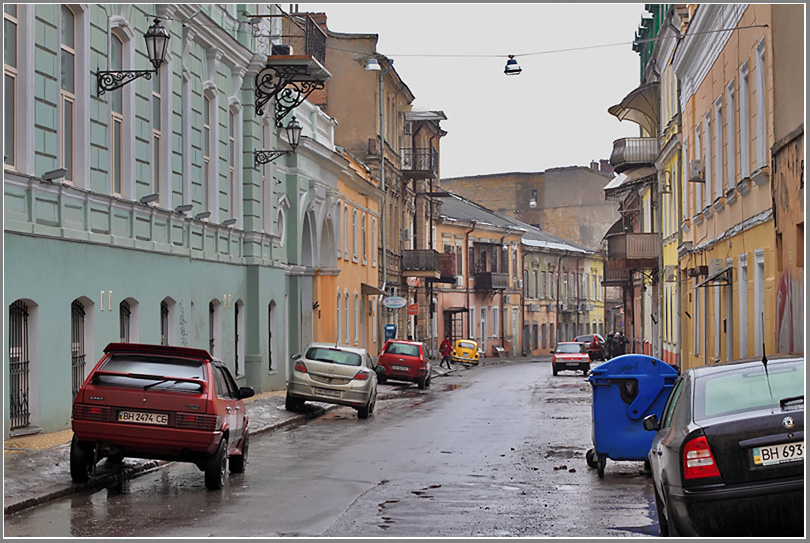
[557, 251, 567, 344]
[464, 221, 477, 338]
[520, 248, 528, 355]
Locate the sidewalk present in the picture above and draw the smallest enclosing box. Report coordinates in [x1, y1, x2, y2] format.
[3, 363, 466, 516]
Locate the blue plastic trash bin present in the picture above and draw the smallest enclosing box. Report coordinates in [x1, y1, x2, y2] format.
[586, 354, 679, 478]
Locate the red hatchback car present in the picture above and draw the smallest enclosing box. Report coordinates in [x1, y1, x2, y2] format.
[376, 340, 432, 389]
[71, 343, 253, 490]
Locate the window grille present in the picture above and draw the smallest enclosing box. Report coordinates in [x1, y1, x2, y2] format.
[9, 300, 30, 429]
[71, 300, 86, 400]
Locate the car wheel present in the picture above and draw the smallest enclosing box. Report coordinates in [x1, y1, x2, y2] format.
[285, 392, 303, 412]
[378, 374, 388, 385]
[586, 448, 598, 469]
[204, 438, 227, 490]
[665, 489, 682, 537]
[417, 375, 427, 389]
[654, 487, 670, 537]
[69, 435, 95, 484]
[552, 365, 559, 376]
[229, 430, 249, 474]
[425, 374, 431, 388]
[357, 402, 371, 419]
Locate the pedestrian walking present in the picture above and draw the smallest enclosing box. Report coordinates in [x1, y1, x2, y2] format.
[439, 335, 452, 368]
[606, 332, 615, 359]
[614, 331, 628, 356]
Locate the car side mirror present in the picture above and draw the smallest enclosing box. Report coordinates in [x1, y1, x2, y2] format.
[642, 414, 659, 432]
[239, 386, 255, 400]
[291, 354, 301, 361]
[550, 350, 555, 354]
[374, 365, 385, 374]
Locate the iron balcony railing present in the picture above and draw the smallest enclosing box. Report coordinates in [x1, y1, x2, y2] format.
[609, 137, 658, 173]
[400, 147, 439, 178]
[402, 249, 439, 272]
[606, 232, 660, 261]
[473, 272, 509, 290]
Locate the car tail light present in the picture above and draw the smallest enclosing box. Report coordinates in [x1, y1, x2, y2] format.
[72, 404, 111, 422]
[353, 371, 370, 381]
[293, 361, 308, 373]
[683, 435, 721, 480]
[176, 413, 219, 431]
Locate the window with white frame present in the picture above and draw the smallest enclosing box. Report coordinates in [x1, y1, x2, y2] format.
[704, 111, 712, 209]
[682, 137, 690, 217]
[354, 293, 359, 345]
[738, 254, 748, 358]
[352, 210, 358, 261]
[693, 127, 702, 215]
[202, 95, 211, 213]
[531, 270, 538, 298]
[740, 62, 750, 178]
[540, 271, 546, 298]
[110, 32, 124, 196]
[228, 111, 235, 218]
[343, 206, 349, 260]
[336, 291, 341, 343]
[726, 81, 736, 187]
[372, 217, 377, 266]
[492, 307, 499, 339]
[4, 5, 18, 170]
[753, 250, 765, 356]
[755, 41, 767, 167]
[61, 5, 76, 183]
[362, 214, 367, 264]
[337, 204, 343, 258]
[714, 97, 723, 199]
[152, 73, 162, 198]
[344, 291, 349, 344]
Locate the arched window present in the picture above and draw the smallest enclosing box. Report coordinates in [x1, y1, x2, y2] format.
[344, 291, 349, 344]
[343, 206, 349, 260]
[362, 214, 367, 264]
[371, 217, 377, 266]
[336, 291, 342, 343]
[352, 210, 358, 260]
[110, 32, 124, 195]
[354, 292, 359, 345]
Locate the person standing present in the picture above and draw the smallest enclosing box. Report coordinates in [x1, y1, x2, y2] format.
[439, 335, 452, 369]
[606, 332, 616, 359]
[614, 331, 628, 356]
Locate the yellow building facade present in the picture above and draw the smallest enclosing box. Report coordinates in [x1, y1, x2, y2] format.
[673, 4, 778, 369]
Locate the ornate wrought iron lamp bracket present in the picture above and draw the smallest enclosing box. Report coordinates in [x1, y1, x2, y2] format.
[254, 150, 290, 167]
[97, 70, 156, 96]
[254, 64, 325, 126]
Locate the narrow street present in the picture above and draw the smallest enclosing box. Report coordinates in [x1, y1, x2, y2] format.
[4, 360, 658, 538]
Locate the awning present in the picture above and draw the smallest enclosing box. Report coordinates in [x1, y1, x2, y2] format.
[361, 283, 387, 296]
[444, 307, 469, 314]
[692, 267, 733, 290]
[608, 81, 660, 136]
[604, 166, 657, 201]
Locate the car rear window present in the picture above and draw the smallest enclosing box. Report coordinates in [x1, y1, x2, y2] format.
[93, 354, 205, 392]
[457, 341, 476, 350]
[384, 343, 420, 357]
[695, 360, 805, 420]
[557, 343, 587, 354]
[305, 347, 361, 366]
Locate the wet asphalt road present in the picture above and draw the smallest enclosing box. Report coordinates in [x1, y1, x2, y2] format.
[3, 359, 659, 538]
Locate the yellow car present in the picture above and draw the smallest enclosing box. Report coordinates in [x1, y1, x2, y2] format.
[450, 339, 480, 365]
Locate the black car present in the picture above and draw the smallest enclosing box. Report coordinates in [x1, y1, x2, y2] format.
[643, 355, 804, 537]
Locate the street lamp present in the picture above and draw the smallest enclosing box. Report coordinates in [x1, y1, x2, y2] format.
[96, 18, 170, 96]
[254, 116, 303, 166]
[504, 55, 522, 75]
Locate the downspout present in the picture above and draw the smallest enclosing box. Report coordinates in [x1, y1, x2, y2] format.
[464, 221, 477, 338]
[520, 247, 527, 355]
[499, 227, 513, 349]
[557, 251, 567, 344]
[377, 58, 394, 345]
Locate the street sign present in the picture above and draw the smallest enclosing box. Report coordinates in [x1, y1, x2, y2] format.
[408, 303, 418, 316]
[382, 296, 407, 309]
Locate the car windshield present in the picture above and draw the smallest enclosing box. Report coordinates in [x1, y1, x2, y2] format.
[557, 343, 587, 354]
[93, 355, 205, 392]
[385, 343, 420, 357]
[695, 359, 805, 420]
[305, 347, 361, 366]
[457, 341, 476, 350]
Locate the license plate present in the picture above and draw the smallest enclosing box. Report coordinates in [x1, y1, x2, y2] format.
[313, 387, 341, 398]
[462, 352, 469, 358]
[392, 365, 409, 371]
[752, 441, 804, 466]
[118, 410, 169, 426]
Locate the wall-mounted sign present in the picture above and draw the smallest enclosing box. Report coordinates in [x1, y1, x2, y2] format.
[382, 296, 407, 309]
[408, 303, 418, 316]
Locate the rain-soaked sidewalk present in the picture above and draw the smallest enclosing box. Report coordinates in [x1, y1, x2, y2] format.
[3, 363, 474, 515]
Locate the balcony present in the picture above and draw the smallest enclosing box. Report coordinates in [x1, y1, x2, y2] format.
[473, 272, 509, 291]
[605, 232, 659, 270]
[400, 147, 439, 179]
[609, 137, 658, 173]
[402, 249, 440, 279]
[602, 268, 631, 286]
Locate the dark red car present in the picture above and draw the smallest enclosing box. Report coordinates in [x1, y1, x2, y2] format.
[376, 340, 432, 389]
[71, 343, 253, 490]
[575, 334, 606, 361]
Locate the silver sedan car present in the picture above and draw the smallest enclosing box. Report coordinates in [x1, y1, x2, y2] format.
[285, 343, 380, 419]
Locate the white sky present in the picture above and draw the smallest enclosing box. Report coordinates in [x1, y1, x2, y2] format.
[298, 3, 649, 179]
